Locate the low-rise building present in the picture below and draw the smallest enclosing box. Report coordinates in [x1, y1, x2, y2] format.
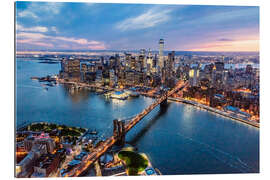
[102, 164, 127, 176]
[31, 153, 60, 177]
[24, 132, 55, 153]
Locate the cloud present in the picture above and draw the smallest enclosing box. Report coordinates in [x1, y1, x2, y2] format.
[37, 2, 63, 14]
[53, 36, 101, 45]
[17, 10, 38, 19]
[51, 26, 58, 33]
[16, 32, 106, 50]
[189, 38, 259, 52]
[17, 2, 63, 21]
[17, 39, 54, 48]
[87, 45, 106, 50]
[187, 7, 259, 27]
[217, 38, 235, 42]
[16, 24, 48, 33]
[116, 7, 172, 31]
[17, 32, 47, 39]
[208, 8, 259, 23]
[16, 24, 62, 35]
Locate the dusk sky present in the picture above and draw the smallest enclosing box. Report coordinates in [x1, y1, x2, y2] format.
[16, 1, 259, 52]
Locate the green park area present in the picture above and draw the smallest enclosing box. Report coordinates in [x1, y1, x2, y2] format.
[118, 150, 148, 175]
[28, 122, 86, 137]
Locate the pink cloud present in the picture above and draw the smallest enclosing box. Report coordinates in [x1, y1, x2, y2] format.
[17, 39, 32, 43]
[31, 42, 54, 47]
[17, 39, 54, 48]
[16, 32, 106, 50]
[189, 39, 259, 52]
[17, 32, 47, 39]
[58, 44, 70, 49]
[87, 44, 106, 50]
[187, 28, 259, 52]
[16, 24, 48, 33]
[54, 36, 103, 46]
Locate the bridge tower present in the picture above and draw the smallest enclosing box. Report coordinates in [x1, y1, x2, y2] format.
[160, 90, 168, 108]
[113, 119, 125, 146]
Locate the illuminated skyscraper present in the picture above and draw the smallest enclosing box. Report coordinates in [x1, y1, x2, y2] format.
[159, 39, 164, 70]
[189, 67, 200, 87]
[146, 49, 153, 74]
[140, 49, 147, 69]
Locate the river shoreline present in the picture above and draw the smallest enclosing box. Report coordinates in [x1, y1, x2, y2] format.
[168, 97, 259, 128]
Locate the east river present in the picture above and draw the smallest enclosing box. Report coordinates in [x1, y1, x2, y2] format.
[16, 58, 259, 174]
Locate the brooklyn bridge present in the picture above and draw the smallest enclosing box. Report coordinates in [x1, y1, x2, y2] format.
[64, 81, 188, 177]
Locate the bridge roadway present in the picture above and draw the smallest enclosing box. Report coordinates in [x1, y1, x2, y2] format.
[64, 81, 188, 177]
[124, 81, 188, 133]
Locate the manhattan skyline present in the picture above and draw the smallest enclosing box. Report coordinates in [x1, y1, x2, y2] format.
[16, 2, 259, 52]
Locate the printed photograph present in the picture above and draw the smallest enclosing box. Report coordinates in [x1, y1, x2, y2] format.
[15, 1, 259, 177]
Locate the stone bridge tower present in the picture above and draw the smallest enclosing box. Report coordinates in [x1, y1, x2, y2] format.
[113, 119, 125, 146]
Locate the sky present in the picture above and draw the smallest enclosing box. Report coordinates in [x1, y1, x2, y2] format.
[15, 2, 259, 52]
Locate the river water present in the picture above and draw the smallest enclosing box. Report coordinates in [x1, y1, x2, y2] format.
[16, 58, 259, 175]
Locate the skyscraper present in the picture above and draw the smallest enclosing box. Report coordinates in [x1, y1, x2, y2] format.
[159, 39, 164, 70]
[146, 49, 153, 74]
[140, 49, 146, 56]
[189, 67, 200, 87]
[140, 49, 147, 69]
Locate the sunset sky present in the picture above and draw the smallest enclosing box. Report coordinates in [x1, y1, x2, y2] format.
[16, 2, 259, 52]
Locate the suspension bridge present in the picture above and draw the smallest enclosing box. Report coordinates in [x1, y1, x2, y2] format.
[64, 81, 188, 177]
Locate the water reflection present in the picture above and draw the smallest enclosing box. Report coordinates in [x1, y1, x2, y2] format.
[111, 98, 127, 107]
[182, 104, 195, 120]
[62, 84, 91, 104]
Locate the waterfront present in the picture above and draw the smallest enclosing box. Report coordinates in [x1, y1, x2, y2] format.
[16, 58, 259, 174]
